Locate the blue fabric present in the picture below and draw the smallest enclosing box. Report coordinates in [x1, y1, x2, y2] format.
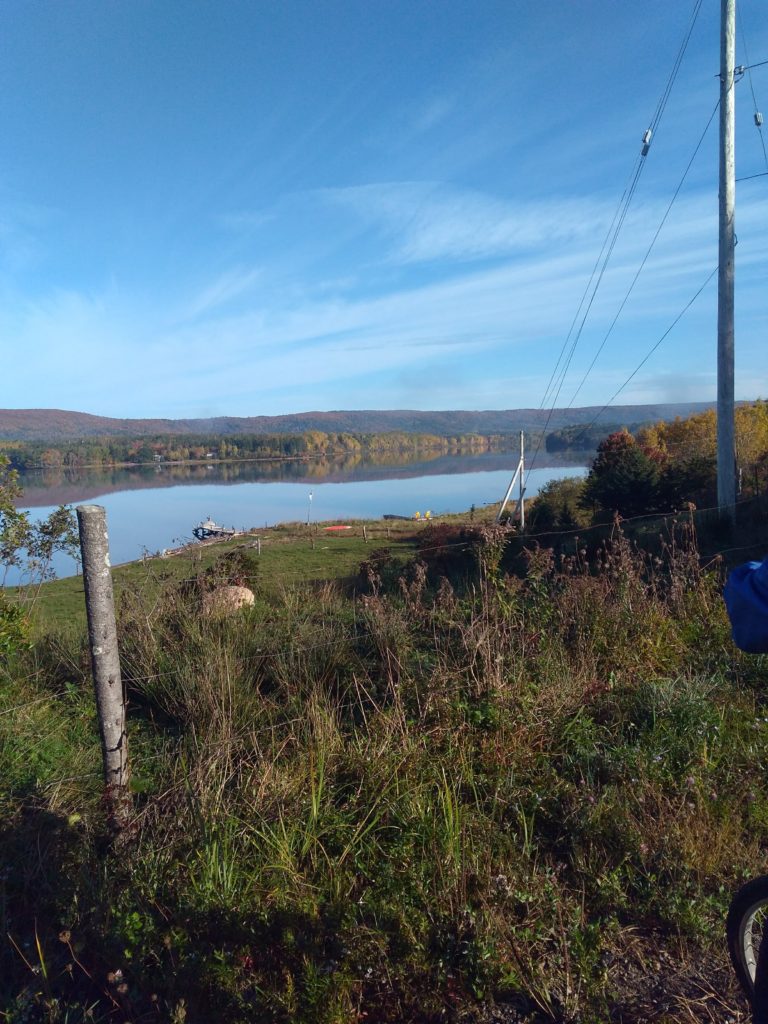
[724, 559, 768, 653]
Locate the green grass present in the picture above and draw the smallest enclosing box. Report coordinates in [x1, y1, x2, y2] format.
[1, 516, 763, 1022]
[13, 517, 430, 635]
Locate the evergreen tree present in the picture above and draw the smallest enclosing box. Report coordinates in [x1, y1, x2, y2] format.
[582, 430, 660, 517]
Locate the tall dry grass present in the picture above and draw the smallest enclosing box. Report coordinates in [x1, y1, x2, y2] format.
[1, 528, 765, 1022]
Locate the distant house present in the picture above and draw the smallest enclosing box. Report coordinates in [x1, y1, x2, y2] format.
[205, 452, 215, 459]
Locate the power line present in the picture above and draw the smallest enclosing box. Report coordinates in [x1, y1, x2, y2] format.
[649, 0, 705, 134]
[538, 159, 641, 412]
[546, 0, 705, 415]
[737, 8, 768, 176]
[566, 99, 720, 410]
[570, 265, 718, 442]
[527, 0, 704, 484]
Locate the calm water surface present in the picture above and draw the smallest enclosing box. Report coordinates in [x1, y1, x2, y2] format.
[14, 452, 587, 581]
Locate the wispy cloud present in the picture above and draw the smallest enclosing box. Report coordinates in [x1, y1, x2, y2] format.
[185, 265, 262, 318]
[216, 210, 274, 232]
[320, 182, 614, 264]
[410, 95, 456, 134]
[5, 183, 767, 417]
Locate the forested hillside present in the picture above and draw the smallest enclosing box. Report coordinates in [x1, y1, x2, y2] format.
[0, 402, 715, 441]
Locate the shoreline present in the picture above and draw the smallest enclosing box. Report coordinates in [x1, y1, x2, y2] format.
[11, 445, 591, 475]
[4, 439, 526, 473]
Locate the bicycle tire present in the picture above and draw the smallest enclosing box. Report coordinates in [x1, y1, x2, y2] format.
[755, 924, 768, 1024]
[727, 875, 768, 1003]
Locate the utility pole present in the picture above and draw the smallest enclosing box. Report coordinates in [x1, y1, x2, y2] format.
[518, 430, 525, 530]
[496, 431, 526, 526]
[717, 0, 736, 518]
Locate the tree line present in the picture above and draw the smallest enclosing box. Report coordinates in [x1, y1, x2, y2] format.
[0, 430, 523, 471]
[529, 399, 768, 530]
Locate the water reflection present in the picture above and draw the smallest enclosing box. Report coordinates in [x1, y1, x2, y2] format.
[17, 450, 585, 510]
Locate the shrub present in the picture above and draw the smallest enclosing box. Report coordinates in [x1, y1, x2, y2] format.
[0, 592, 30, 658]
[527, 476, 590, 531]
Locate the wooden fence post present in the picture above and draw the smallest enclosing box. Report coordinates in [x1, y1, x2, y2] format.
[76, 504, 131, 831]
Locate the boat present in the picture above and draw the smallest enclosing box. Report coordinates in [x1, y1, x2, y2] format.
[193, 517, 235, 541]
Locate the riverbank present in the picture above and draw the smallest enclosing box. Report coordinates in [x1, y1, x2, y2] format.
[13, 510, 471, 633]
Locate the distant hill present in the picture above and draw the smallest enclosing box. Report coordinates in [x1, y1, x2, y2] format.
[0, 403, 716, 442]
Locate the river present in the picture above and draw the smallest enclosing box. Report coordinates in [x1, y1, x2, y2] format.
[12, 451, 588, 582]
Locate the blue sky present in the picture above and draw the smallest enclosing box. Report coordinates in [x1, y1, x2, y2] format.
[1, 0, 767, 419]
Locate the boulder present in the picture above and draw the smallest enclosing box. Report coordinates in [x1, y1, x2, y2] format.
[202, 585, 255, 617]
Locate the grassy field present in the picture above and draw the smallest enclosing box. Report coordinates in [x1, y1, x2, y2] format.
[1, 511, 767, 1023]
[13, 516, 438, 635]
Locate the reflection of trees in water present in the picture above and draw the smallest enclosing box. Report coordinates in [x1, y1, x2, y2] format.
[356, 450, 446, 469]
[20, 449, 584, 509]
[25, 451, 448, 491]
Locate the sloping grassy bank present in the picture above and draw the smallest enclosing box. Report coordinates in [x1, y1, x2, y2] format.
[14, 518, 422, 635]
[1, 522, 765, 1023]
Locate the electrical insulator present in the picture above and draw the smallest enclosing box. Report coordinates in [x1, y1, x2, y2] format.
[641, 127, 653, 157]
[756, 112, 764, 128]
